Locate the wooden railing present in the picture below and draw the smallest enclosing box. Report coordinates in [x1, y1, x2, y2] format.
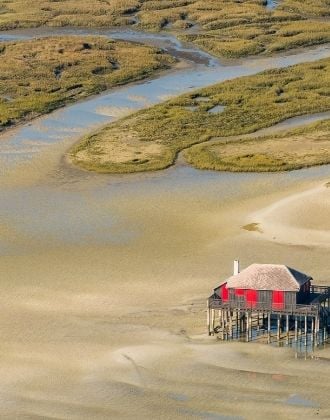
[310, 285, 330, 296]
[208, 296, 320, 315]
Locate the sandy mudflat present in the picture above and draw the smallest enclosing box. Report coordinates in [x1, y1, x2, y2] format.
[247, 182, 330, 248]
[0, 169, 329, 418]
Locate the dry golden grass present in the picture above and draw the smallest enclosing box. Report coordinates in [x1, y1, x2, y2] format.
[0, 0, 141, 29]
[0, 36, 174, 129]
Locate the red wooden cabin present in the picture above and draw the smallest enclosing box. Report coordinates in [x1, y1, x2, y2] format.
[213, 263, 312, 311]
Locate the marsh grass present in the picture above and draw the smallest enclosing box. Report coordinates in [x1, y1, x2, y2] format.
[0, 36, 175, 129]
[186, 119, 330, 172]
[70, 58, 330, 173]
[0, 1, 329, 58]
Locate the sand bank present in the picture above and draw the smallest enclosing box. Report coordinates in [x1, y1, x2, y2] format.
[246, 182, 330, 248]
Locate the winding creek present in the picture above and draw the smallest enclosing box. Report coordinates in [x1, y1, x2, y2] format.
[0, 28, 329, 252]
[0, 26, 329, 417]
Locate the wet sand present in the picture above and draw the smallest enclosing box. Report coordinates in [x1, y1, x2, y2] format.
[0, 31, 329, 418]
[0, 170, 329, 418]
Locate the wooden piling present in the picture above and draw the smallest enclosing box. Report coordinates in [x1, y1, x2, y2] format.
[229, 311, 233, 339]
[207, 300, 211, 336]
[246, 311, 250, 342]
[277, 315, 281, 341]
[294, 316, 298, 342]
[316, 315, 320, 345]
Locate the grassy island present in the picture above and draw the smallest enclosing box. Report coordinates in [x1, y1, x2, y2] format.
[0, 36, 175, 130]
[70, 57, 330, 173]
[0, 1, 329, 58]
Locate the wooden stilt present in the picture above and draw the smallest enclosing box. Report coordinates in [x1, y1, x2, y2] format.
[229, 311, 233, 339]
[304, 315, 307, 346]
[249, 311, 253, 341]
[286, 314, 289, 344]
[207, 300, 211, 336]
[257, 312, 260, 331]
[246, 311, 250, 342]
[311, 317, 315, 344]
[316, 315, 320, 345]
[294, 316, 298, 342]
[277, 314, 281, 342]
[268, 312, 271, 343]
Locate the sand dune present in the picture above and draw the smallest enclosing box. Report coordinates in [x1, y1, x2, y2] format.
[247, 182, 330, 248]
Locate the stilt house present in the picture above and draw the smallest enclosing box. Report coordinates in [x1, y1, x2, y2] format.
[207, 260, 330, 344]
[214, 262, 312, 311]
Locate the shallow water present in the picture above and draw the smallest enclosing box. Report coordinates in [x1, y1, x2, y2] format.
[208, 105, 225, 114]
[265, 0, 281, 10]
[251, 111, 330, 135]
[0, 29, 330, 264]
[0, 28, 329, 176]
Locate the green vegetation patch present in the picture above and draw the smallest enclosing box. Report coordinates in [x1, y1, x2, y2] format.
[0, 1, 329, 58]
[70, 58, 330, 173]
[0, 36, 175, 129]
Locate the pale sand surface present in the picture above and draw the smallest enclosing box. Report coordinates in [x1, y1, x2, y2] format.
[0, 168, 329, 418]
[248, 182, 330, 248]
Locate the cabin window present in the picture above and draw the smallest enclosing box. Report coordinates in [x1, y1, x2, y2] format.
[246, 289, 257, 307]
[272, 290, 284, 309]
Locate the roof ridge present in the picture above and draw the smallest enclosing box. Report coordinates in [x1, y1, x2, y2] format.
[283, 265, 300, 289]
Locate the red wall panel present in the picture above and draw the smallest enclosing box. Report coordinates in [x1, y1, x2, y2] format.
[221, 284, 229, 301]
[272, 290, 284, 309]
[235, 288, 244, 296]
[246, 289, 257, 307]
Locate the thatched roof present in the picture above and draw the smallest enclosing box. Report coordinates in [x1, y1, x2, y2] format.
[225, 264, 312, 292]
